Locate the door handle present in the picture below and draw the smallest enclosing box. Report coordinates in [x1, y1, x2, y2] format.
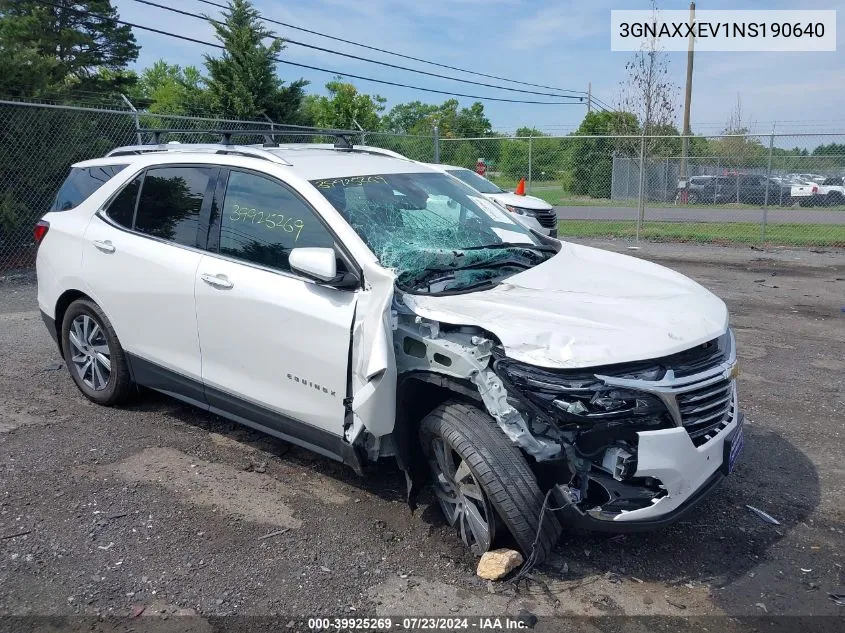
[200, 273, 234, 289]
[92, 240, 115, 254]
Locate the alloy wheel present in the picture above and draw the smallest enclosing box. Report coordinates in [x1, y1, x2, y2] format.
[428, 436, 495, 555]
[68, 314, 111, 391]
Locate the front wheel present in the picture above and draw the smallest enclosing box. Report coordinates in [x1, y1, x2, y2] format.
[61, 298, 133, 406]
[420, 402, 561, 563]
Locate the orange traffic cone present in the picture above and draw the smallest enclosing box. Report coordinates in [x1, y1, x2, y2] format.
[515, 178, 526, 196]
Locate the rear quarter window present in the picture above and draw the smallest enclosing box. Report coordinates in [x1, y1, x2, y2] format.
[50, 165, 127, 211]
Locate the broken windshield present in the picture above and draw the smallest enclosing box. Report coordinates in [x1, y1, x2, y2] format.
[445, 168, 504, 194]
[311, 172, 555, 294]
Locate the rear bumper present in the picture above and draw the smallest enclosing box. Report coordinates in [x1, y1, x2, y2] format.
[41, 309, 60, 351]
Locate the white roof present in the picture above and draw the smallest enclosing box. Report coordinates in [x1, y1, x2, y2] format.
[84, 142, 434, 181]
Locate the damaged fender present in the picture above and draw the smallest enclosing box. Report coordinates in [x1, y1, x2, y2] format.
[393, 310, 561, 461]
[347, 265, 397, 447]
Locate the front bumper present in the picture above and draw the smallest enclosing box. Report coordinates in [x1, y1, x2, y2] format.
[510, 211, 557, 237]
[555, 411, 744, 531]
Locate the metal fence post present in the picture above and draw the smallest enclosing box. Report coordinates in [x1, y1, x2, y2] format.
[433, 125, 440, 163]
[762, 126, 776, 243]
[120, 94, 142, 145]
[527, 134, 533, 194]
[636, 133, 647, 241]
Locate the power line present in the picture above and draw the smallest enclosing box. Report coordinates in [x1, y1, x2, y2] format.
[132, 0, 581, 100]
[190, 0, 589, 98]
[32, 0, 584, 106]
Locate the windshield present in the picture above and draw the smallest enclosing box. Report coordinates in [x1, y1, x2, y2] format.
[445, 168, 504, 194]
[312, 172, 555, 294]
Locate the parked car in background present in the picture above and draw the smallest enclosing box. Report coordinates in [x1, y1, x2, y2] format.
[677, 175, 717, 204]
[425, 163, 558, 237]
[817, 176, 845, 206]
[790, 173, 827, 185]
[790, 180, 821, 207]
[765, 176, 799, 206]
[679, 174, 789, 206]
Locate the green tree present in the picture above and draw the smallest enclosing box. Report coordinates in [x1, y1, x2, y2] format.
[302, 78, 385, 130]
[710, 96, 765, 169]
[381, 99, 492, 138]
[203, 0, 307, 122]
[568, 111, 639, 196]
[380, 100, 440, 135]
[128, 60, 211, 115]
[0, 0, 139, 98]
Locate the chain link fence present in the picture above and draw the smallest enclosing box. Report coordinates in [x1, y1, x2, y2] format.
[2, 99, 844, 273]
[439, 132, 845, 247]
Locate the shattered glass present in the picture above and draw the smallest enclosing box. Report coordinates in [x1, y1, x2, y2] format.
[311, 172, 555, 293]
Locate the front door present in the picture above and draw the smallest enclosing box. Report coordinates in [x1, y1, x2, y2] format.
[194, 169, 358, 451]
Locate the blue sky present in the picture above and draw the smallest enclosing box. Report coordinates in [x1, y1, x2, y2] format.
[111, 0, 845, 136]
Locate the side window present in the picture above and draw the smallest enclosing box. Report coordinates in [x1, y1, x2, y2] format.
[105, 175, 142, 228]
[134, 166, 213, 247]
[218, 171, 336, 273]
[51, 164, 127, 211]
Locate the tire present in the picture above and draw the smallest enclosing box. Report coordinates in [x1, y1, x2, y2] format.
[827, 192, 844, 207]
[60, 298, 133, 406]
[420, 401, 562, 564]
[688, 192, 699, 205]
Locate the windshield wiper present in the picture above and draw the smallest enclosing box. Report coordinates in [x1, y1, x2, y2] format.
[460, 242, 557, 254]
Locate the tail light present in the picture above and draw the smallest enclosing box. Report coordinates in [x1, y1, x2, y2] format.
[34, 220, 50, 244]
[812, 185, 818, 193]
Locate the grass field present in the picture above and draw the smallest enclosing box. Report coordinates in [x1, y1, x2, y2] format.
[557, 220, 845, 247]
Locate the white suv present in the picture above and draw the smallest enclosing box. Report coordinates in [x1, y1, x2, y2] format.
[423, 163, 559, 237]
[36, 136, 743, 564]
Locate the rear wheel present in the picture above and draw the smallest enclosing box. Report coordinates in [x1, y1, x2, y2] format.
[61, 299, 132, 406]
[420, 402, 561, 563]
[827, 192, 844, 207]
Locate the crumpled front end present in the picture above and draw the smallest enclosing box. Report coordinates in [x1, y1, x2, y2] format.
[492, 329, 743, 527]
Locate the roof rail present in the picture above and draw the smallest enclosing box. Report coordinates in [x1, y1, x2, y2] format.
[140, 127, 358, 148]
[107, 126, 364, 162]
[106, 143, 294, 166]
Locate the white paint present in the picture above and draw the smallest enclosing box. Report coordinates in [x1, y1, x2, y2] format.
[405, 240, 729, 369]
[468, 195, 516, 225]
[194, 254, 355, 435]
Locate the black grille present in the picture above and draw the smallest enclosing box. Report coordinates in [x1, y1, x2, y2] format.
[532, 209, 558, 228]
[677, 379, 734, 446]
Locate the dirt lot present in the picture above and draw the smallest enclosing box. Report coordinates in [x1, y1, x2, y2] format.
[0, 241, 843, 627]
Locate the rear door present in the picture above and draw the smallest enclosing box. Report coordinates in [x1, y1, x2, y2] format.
[194, 169, 359, 455]
[82, 165, 218, 402]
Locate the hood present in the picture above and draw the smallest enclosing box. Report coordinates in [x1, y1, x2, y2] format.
[402, 242, 729, 369]
[485, 191, 554, 211]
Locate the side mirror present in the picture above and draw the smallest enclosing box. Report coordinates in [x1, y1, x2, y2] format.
[289, 247, 337, 282]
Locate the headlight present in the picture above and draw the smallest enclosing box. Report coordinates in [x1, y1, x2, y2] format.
[504, 204, 529, 215]
[494, 359, 667, 427]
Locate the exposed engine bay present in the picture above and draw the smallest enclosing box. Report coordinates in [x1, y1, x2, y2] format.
[392, 304, 741, 525]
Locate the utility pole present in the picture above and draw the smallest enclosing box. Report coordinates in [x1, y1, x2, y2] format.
[587, 82, 592, 114]
[679, 1, 696, 203]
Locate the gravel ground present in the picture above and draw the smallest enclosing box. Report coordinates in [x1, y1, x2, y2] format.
[0, 241, 843, 626]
